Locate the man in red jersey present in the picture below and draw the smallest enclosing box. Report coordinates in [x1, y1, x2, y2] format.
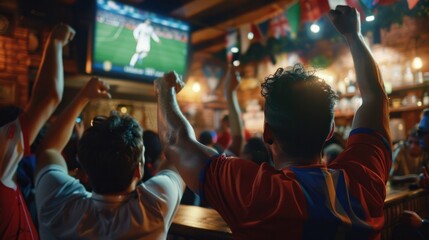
[0, 23, 75, 239]
[155, 5, 390, 240]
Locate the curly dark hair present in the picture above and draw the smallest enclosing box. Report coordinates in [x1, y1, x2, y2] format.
[261, 63, 338, 159]
[78, 113, 143, 194]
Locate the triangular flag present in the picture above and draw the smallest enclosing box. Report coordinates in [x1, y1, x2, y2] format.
[286, 2, 300, 38]
[300, 0, 331, 22]
[360, 0, 379, 9]
[251, 23, 265, 44]
[270, 13, 291, 39]
[239, 24, 252, 54]
[407, 0, 419, 9]
[328, 0, 347, 9]
[258, 19, 271, 37]
[379, 0, 400, 5]
[226, 30, 237, 62]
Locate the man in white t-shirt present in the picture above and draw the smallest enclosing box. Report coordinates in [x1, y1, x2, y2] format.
[129, 19, 160, 67]
[35, 78, 185, 239]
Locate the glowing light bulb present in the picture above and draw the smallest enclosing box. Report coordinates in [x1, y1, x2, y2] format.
[310, 23, 320, 33]
[231, 47, 239, 53]
[247, 32, 254, 40]
[365, 15, 375, 22]
[233, 60, 240, 67]
[412, 56, 423, 70]
[192, 82, 201, 92]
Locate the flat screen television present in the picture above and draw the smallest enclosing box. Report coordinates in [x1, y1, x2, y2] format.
[87, 0, 190, 82]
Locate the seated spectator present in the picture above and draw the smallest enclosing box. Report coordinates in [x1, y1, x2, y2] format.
[414, 109, 429, 189]
[322, 143, 344, 164]
[63, 120, 91, 190]
[198, 130, 224, 154]
[216, 115, 231, 149]
[142, 130, 162, 181]
[155, 6, 391, 239]
[241, 137, 271, 165]
[390, 126, 429, 185]
[0, 23, 75, 239]
[35, 77, 185, 239]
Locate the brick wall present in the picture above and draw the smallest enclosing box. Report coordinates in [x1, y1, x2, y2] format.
[0, 27, 29, 109]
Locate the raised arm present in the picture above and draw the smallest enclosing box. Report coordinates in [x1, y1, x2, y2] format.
[155, 72, 217, 192]
[22, 23, 75, 144]
[36, 78, 110, 175]
[329, 6, 391, 142]
[225, 66, 244, 156]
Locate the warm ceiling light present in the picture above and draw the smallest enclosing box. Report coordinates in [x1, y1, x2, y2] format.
[247, 32, 254, 40]
[192, 82, 201, 92]
[412, 56, 423, 70]
[233, 60, 240, 66]
[310, 23, 320, 33]
[365, 15, 375, 22]
[231, 47, 239, 53]
[120, 106, 128, 114]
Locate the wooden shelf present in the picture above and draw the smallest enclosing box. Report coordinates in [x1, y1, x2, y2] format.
[390, 82, 429, 93]
[335, 104, 429, 119]
[389, 104, 428, 113]
[338, 82, 429, 99]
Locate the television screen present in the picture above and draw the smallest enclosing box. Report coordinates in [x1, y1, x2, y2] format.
[90, 0, 190, 82]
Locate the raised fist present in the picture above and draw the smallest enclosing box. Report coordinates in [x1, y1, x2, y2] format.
[49, 23, 76, 47]
[328, 5, 361, 36]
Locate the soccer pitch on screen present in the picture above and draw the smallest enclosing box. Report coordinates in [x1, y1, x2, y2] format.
[94, 22, 188, 75]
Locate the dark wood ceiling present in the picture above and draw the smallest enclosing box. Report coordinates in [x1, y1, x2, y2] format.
[124, 0, 295, 54]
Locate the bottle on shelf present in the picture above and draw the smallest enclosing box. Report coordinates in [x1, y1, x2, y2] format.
[423, 92, 429, 106]
[403, 63, 414, 85]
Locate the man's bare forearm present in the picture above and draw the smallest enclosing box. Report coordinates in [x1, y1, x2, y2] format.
[226, 90, 244, 156]
[158, 88, 196, 149]
[346, 33, 385, 100]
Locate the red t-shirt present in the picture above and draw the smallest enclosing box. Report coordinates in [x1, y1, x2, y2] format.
[0, 116, 38, 239]
[201, 128, 391, 240]
[216, 130, 231, 150]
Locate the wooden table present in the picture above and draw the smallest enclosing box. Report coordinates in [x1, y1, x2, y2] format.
[170, 188, 429, 240]
[170, 205, 232, 240]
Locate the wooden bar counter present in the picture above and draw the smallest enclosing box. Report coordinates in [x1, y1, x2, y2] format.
[170, 187, 429, 239]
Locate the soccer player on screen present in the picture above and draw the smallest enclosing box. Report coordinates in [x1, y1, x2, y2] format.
[129, 19, 160, 67]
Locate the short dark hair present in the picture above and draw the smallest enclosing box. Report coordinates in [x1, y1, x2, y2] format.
[143, 130, 161, 164]
[261, 64, 337, 159]
[199, 130, 215, 145]
[242, 137, 270, 165]
[78, 114, 143, 194]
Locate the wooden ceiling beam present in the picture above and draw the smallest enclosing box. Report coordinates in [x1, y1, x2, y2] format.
[191, 0, 294, 53]
[171, 0, 226, 18]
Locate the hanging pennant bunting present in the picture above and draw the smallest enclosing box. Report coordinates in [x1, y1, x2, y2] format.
[300, 0, 331, 22]
[345, 0, 366, 19]
[379, 0, 400, 5]
[360, 0, 379, 9]
[225, 30, 237, 62]
[270, 13, 291, 39]
[328, 0, 347, 9]
[407, 0, 420, 9]
[239, 24, 252, 54]
[251, 23, 265, 44]
[286, 1, 300, 38]
[258, 19, 271, 37]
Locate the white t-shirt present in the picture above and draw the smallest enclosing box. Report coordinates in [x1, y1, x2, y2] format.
[35, 166, 184, 239]
[0, 117, 28, 189]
